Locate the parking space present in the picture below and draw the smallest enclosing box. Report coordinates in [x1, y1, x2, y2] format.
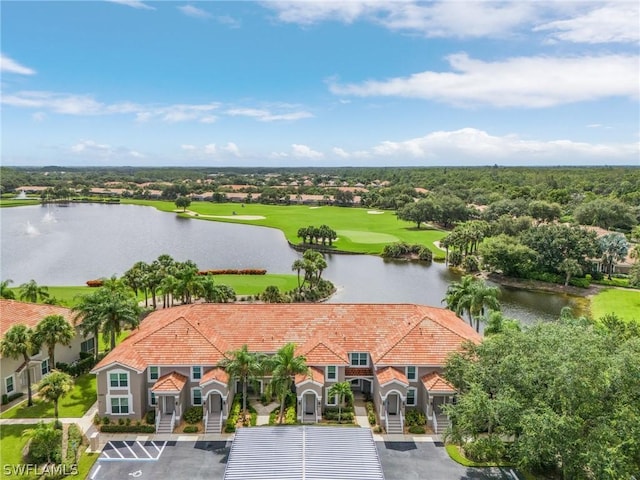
[100, 440, 170, 461]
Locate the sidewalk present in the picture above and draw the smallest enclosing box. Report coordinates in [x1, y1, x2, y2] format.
[0, 402, 98, 437]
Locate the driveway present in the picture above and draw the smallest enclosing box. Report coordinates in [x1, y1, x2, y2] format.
[89, 438, 520, 480]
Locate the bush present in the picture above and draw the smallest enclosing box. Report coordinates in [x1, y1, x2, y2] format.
[404, 409, 426, 427]
[324, 411, 354, 422]
[102, 416, 110, 425]
[145, 410, 155, 425]
[408, 425, 426, 434]
[183, 425, 199, 433]
[568, 277, 591, 288]
[66, 424, 82, 463]
[28, 423, 62, 464]
[100, 424, 156, 433]
[56, 354, 98, 377]
[463, 436, 506, 463]
[462, 255, 480, 273]
[448, 250, 463, 267]
[1, 392, 23, 405]
[183, 406, 203, 424]
[284, 406, 297, 424]
[417, 246, 433, 262]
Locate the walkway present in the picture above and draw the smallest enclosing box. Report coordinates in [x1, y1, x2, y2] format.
[251, 399, 278, 426]
[0, 402, 98, 437]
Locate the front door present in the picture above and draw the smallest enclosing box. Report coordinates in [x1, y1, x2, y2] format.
[164, 396, 175, 414]
[304, 393, 315, 415]
[387, 393, 398, 415]
[209, 393, 222, 413]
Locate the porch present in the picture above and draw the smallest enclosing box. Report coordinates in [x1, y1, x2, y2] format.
[422, 372, 456, 434]
[151, 372, 188, 434]
[200, 368, 230, 434]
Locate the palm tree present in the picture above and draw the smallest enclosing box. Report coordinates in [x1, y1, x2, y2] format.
[219, 345, 263, 419]
[558, 258, 582, 287]
[443, 275, 475, 326]
[18, 280, 49, 303]
[328, 381, 353, 423]
[0, 279, 16, 299]
[33, 315, 74, 367]
[271, 343, 308, 424]
[468, 281, 501, 332]
[37, 370, 73, 425]
[291, 259, 306, 292]
[1, 324, 37, 406]
[72, 293, 104, 361]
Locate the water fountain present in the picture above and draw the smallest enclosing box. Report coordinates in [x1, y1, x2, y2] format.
[42, 211, 57, 224]
[16, 190, 27, 199]
[25, 221, 40, 236]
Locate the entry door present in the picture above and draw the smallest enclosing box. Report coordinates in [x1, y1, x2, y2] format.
[304, 393, 315, 415]
[210, 394, 222, 413]
[387, 394, 398, 415]
[164, 396, 175, 414]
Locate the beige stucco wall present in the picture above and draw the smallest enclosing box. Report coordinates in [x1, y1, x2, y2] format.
[96, 365, 145, 420]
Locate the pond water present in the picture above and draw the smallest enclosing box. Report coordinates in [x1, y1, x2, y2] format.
[0, 203, 579, 324]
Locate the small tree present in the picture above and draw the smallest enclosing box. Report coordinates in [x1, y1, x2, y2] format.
[175, 196, 191, 212]
[1, 324, 37, 406]
[19, 279, 49, 303]
[328, 381, 354, 423]
[37, 370, 73, 425]
[33, 314, 74, 367]
[0, 279, 15, 299]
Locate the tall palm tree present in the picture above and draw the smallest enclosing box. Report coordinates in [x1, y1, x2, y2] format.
[72, 293, 103, 361]
[33, 314, 74, 367]
[328, 381, 353, 423]
[37, 370, 73, 425]
[443, 275, 476, 326]
[270, 343, 308, 424]
[291, 259, 306, 292]
[1, 324, 37, 406]
[219, 345, 263, 419]
[0, 279, 16, 299]
[468, 281, 501, 332]
[18, 280, 49, 303]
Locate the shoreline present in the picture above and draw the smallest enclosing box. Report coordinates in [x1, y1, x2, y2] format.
[484, 272, 600, 298]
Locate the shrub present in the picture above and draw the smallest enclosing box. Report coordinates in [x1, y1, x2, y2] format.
[373, 425, 384, 434]
[183, 425, 199, 434]
[1, 392, 23, 405]
[405, 409, 426, 427]
[568, 277, 591, 288]
[183, 406, 203, 424]
[463, 436, 506, 463]
[100, 424, 156, 433]
[284, 406, 297, 424]
[66, 424, 82, 463]
[324, 411, 354, 422]
[102, 416, 110, 425]
[118, 418, 125, 426]
[145, 410, 155, 425]
[408, 425, 426, 434]
[417, 246, 433, 262]
[448, 250, 463, 267]
[462, 255, 480, 273]
[28, 423, 62, 464]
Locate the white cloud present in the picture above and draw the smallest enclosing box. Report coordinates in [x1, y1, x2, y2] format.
[222, 142, 241, 157]
[330, 53, 639, 108]
[129, 150, 145, 158]
[106, 0, 155, 10]
[226, 107, 313, 122]
[71, 140, 112, 154]
[291, 144, 324, 159]
[534, 2, 640, 44]
[1, 53, 36, 75]
[366, 128, 639, 162]
[215, 15, 242, 28]
[269, 151, 289, 159]
[180, 142, 241, 158]
[178, 5, 211, 19]
[200, 115, 217, 124]
[181, 144, 197, 151]
[204, 144, 217, 155]
[32, 112, 46, 122]
[331, 147, 370, 159]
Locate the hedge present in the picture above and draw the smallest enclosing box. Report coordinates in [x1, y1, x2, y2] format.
[1, 392, 24, 405]
[100, 425, 156, 433]
[198, 269, 267, 276]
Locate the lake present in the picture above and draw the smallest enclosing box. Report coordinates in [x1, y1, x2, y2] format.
[0, 203, 579, 323]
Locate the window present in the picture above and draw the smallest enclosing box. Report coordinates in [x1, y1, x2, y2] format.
[350, 352, 368, 366]
[325, 388, 338, 406]
[191, 366, 202, 381]
[41, 359, 50, 376]
[326, 366, 337, 381]
[148, 366, 159, 382]
[109, 372, 128, 388]
[5, 376, 14, 394]
[406, 366, 417, 381]
[192, 388, 202, 406]
[149, 390, 156, 406]
[80, 338, 95, 354]
[407, 388, 417, 406]
[110, 397, 129, 415]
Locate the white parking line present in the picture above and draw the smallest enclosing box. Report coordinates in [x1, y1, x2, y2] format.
[99, 441, 166, 462]
[90, 465, 101, 479]
[125, 442, 138, 458]
[157, 441, 166, 457]
[136, 441, 153, 459]
[151, 441, 162, 453]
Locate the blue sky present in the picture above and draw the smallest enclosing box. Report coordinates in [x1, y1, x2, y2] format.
[1, 0, 639, 167]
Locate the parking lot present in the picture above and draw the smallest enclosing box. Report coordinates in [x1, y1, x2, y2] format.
[89, 439, 520, 480]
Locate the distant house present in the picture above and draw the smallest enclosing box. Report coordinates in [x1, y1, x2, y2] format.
[0, 300, 96, 399]
[91, 304, 480, 434]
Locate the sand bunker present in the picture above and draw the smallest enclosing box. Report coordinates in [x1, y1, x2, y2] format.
[309, 206, 322, 209]
[367, 210, 385, 215]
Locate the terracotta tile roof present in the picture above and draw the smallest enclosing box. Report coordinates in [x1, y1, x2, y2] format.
[297, 338, 349, 365]
[376, 367, 409, 386]
[421, 372, 456, 394]
[345, 367, 373, 377]
[200, 367, 229, 387]
[1, 300, 76, 338]
[295, 367, 324, 386]
[151, 372, 188, 393]
[93, 304, 480, 373]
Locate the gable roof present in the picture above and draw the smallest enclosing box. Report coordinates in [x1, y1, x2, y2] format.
[200, 367, 229, 387]
[93, 304, 480, 373]
[151, 371, 188, 393]
[295, 367, 324, 386]
[1, 299, 76, 339]
[375, 367, 409, 387]
[421, 372, 456, 394]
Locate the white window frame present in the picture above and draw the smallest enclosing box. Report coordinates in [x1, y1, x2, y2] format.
[191, 387, 202, 406]
[5, 375, 15, 394]
[80, 338, 95, 354]
[148, 390, 157, 407]
[406, 387, 417, 406]
[350, 352, 368, 367]
[326, 365, 337, 381]
[148, 366, 159, 382]
[191, 366, 202, 381]
[110, 396, 130, 415]
[41, 358, 50, 376]
[108, 369, 130, 390]
[406, 366, 417, 382]
[325, 388, 338, 406]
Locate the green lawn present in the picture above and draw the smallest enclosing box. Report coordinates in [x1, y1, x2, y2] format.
[214, 274, 299, 295]
[0, 198, 40, 208]
[8, 286, 145, 308]
[1, 374, 96, 419]
[590, 288, 640, 323]
[123, 200, 447, 258]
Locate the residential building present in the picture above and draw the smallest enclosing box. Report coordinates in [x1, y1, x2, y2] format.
[0, 299, 96, 399]
[91, 304, 480, 434]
